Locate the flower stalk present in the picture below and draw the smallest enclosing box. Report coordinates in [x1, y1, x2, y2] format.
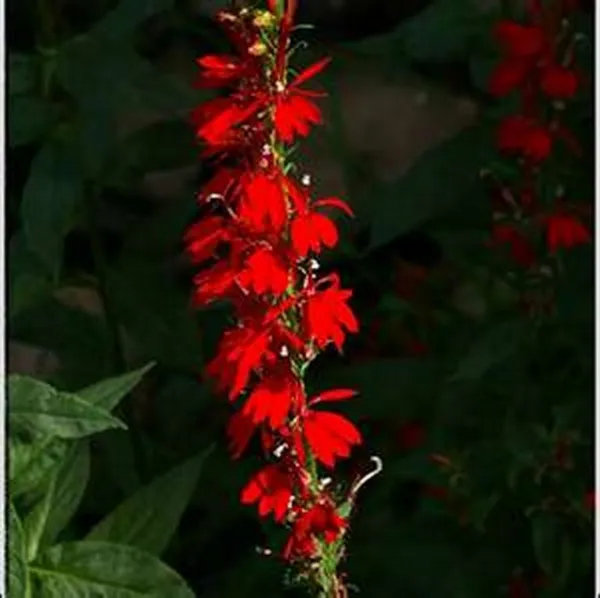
[186, 2, 366, 595]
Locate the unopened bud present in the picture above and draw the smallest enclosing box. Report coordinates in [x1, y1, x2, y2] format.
[249, 42, 267, 56]
[253, 10, 275, 28]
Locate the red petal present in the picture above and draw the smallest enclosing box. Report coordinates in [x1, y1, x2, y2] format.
[291, 57, 332, 88]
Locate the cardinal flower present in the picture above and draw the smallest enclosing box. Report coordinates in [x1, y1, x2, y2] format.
[490, 223, 536, 267]
[239, 172, 288, 234]
[206, 325, 274, 399]
[195, 54, 248, 88]
[239, 247, 290, 296]
[274, 58, 331, 143]
[543, 213, 590, 252]
[242, 366, 302, 428]
[303, 409, 362, 468]
[291, 197, 353, 258]
[283, 502, 346, 560]
[227, 410, 257, 459]
[185, 216, 230, 264]
[241, 464, 293, 522]
[304, 277, 359, 351]
[497, 116, 552, 162]
[540, 64, 578, 99]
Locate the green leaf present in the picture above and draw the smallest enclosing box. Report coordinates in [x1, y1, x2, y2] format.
[368, 125, 493, 252]
[86, 446, 213, 555]
[31, 541, 195, 597]
[78, 363, 155, 412]
[449, 319, 525, 383]
[20, 139, 84, 277]
[8, 233, 53, 320]
[9, 428, 69, 498]
[23, 441, 91, 557]
[9, 503, 32, 598]
[9, 52, 37, 95]
[9, 96, 56, 147]
[92, 0, 176, 41]
[9, 375, 126, 439]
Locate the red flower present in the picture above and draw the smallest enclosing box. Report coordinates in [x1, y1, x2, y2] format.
[494, 21, 545, 58]
[195, 54, 247, 88]
[304, 277, 359, 351]
[227, 411, 256, 459]
[303, 409, 362, 468]
[274, 58, 331, 143]
[242, 367, 301, 429]
[239, 172, 288, 234]
[540, 65, 578, 98]
[283, 502, 346, 559]
[491, 223, 536, 267]
[185, 216, 229, 264]
[291, 197, 353, 258]
[206, 325, 274, 399]
[241, 464, 292, 522]
[489, 60, 529, 96]
[497, 116, 552, 162]
[239, 247, 290, 296]
[543, 213, 590, 252]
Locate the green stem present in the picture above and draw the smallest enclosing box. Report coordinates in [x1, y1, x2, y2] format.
[85, 186, 150, 482]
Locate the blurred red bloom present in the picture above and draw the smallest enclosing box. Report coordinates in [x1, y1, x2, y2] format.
[491, 223, 536, 267]
[543, 213, 590, 252]
[540, 65, 578, 98]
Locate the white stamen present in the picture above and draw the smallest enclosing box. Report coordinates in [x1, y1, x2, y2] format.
[262, 144, 271, 156]
[206, 193, 224, 203]
[309, 258, 320, 271]
[301, 174, 311, 186]
[280, 345, 289, 357]
[320, 477, 332, 488]
[275, 81, 285, 93]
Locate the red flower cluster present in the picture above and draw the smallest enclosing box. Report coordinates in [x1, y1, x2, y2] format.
[186, 2, 365, 593]
[487, 0, 590, 268]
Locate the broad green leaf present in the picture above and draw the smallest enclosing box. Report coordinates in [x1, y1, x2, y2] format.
[9, 503, 31, 598]
[9, 52, 36, 95]
[8, 233, 53, 320]
[9, 427, 69, 498]
[368, 125, 493, 252]
[20, 139, 84, 277]
[92, 0, 176, 40]
[31, 541, 195, 598]
[23, 441, 91, 557]
[9, 375, 126, 439]
[78, 363, 155, 412]
[86, 446, 213, 555]
[9, 96, 56, 147]
[449, 319, 525, 383]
